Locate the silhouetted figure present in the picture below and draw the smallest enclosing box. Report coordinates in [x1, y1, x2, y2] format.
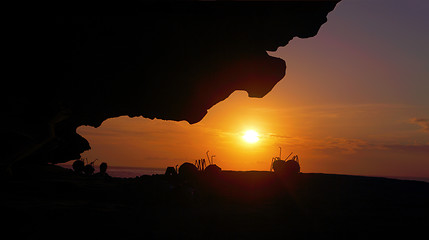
[273, 160, 300, 176]
[94, 162, 110, 178]
[72, 159, 85, 174]
[204, 164, 222, 177]
[178, 162, 199, 180]
[165, 166, 177, 176]
[284, 160, 300, 174]
[99, 162, 107, 174]
[83, 164, 95, 176]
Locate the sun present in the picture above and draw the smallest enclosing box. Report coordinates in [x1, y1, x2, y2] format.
[242, 130, 259, 143]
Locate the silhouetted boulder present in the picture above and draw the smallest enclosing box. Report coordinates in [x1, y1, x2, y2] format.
[178, 162, 199, 180]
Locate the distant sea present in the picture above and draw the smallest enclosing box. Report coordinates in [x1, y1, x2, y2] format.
[58, 164, 429, 182]
[58, 164, 165, 178]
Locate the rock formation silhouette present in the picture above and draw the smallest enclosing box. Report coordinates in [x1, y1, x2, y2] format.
[2, 1, 341, 166]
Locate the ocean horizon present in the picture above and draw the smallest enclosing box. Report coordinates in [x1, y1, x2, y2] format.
[58, 163, 429, 183]
[59, 164, 165, 178]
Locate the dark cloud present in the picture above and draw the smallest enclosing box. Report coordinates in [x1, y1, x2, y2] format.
[409, 118, 429, 132]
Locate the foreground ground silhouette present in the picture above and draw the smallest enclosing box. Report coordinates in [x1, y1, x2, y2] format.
[2, 164, 428, 239]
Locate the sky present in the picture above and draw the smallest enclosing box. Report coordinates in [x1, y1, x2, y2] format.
[77, 0, 429, 178]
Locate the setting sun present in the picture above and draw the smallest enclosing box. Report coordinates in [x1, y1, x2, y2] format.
[242, 130, 260, 143]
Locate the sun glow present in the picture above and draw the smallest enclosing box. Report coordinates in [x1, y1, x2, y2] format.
[242, 130, 260, 143]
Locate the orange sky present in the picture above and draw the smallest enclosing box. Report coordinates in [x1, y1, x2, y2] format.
[77, 0, 429, 178]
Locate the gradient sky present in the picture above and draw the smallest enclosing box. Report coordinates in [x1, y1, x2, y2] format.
[77, 0, 429, 178]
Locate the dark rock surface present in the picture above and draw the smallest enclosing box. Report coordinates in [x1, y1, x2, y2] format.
[3, 1, 340, 165]
[2, 165, 428, 239]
